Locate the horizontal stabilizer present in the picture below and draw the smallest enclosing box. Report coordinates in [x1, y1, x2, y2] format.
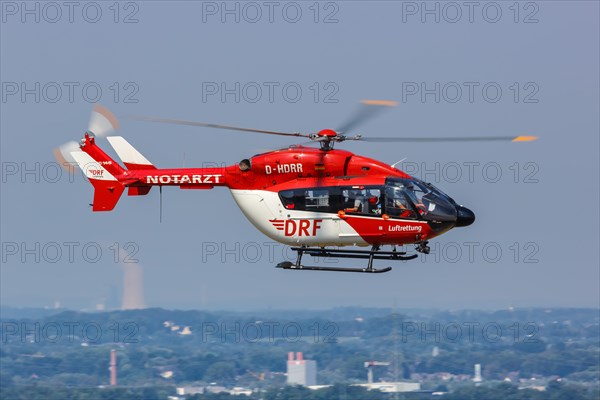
[128, 186, 152, 196]
[107, 136, 156, 170]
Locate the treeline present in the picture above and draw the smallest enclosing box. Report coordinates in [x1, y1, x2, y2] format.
[1, 382, 599, 400]
[1, 307, 598, 387]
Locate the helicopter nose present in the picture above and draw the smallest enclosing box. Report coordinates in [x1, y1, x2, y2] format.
[455, 205, 475, 227]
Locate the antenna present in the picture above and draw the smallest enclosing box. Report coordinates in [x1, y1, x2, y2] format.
[390, 158, 407, 169]
[159, 186, 163, 223]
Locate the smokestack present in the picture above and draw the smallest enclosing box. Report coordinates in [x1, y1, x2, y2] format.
[288, 352, 294, 361]
[120, 253, 146, 310]
[473, 363, 482, 383]
[297, 352, 303, 361]
[110, 349, 117, 386]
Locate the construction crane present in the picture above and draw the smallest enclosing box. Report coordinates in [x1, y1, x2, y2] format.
[364, 361, 391, 384]
[247, 370, 265, 381]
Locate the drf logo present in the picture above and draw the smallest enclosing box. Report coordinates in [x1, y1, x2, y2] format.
[89, 169, 104, 176]
[270, 219, 322, 237]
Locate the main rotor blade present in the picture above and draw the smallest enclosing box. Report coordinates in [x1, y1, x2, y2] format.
[337, 100, 398, 134]
[126, 115, 311, 138]
[355, 135, 539, 143]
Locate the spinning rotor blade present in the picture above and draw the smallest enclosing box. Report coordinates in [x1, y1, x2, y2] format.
[337, 100, 398, 134]
[53, 105, 120, 170]
[88, 104, 120, 137]
[53, 141, 80, 170]
[126, 115, 311, 138]
[353, 135, 539, 143]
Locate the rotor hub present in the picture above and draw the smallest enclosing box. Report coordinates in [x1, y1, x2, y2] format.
[317, 129, 338, 138]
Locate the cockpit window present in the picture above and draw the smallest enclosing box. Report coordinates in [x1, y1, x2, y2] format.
[385, 178, 431, 219]
[384, 187, 418, 219]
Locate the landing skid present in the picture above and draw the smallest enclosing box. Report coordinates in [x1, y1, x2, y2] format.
[276, 245, 418, 273]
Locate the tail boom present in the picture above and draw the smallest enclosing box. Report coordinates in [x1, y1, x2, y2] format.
[72, 133, 230, 211]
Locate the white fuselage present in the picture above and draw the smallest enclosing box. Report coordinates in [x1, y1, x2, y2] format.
[230, 189, 369, 247]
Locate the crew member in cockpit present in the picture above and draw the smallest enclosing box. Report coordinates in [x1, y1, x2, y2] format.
[345, 189, 367, 213]
[386, 186, 425, 219]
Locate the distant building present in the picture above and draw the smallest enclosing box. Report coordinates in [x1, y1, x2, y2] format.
[287, 352, 317, 386]
[356, 382, 421, 393]
[176, 386, 203, 396]
[230, 387, 253, 396]
[473, 364, 482, 382]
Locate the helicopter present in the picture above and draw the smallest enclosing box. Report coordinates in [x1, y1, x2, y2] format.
[54, 101, 537, 273]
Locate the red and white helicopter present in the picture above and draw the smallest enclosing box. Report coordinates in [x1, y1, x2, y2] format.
[55, 102, 537, 273]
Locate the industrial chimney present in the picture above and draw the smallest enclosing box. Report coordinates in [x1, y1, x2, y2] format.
[473, 363, 482, 383]
[110, 349, 117, 386]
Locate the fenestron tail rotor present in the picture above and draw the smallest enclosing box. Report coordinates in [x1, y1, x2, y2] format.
[54, 105, 121, 170]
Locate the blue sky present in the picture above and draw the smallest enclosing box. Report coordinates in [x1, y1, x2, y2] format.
[1, 1, 598, 310]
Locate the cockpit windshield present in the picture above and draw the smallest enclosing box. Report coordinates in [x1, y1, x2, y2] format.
[384, 178, 430, 219]
[385, 177, 457, 223]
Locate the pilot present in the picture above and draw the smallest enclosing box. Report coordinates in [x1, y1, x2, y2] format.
[369, 196, 382, 215]
[404, 183, 427, 215]
[387, 187, 418, 218]
[345, 189, 367, 213]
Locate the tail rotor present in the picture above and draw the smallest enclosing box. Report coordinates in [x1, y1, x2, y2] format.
[53, 105, 120, 170]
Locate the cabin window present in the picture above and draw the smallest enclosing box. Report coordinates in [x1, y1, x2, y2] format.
[342, 187, 382, 215]
[304, 189, 330, 211]
[278, 186, 383, 215]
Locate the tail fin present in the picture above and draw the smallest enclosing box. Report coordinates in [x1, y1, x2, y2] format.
[81, 134, 126, 178]
[106, 136, 154, 196]
[106, 136, 156, 170]
[71, 151, 125, 211]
